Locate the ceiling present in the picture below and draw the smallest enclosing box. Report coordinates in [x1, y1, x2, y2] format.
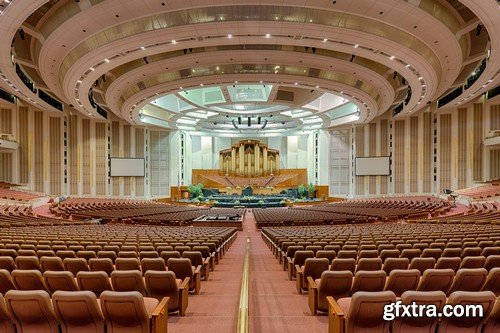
[0, 0, 498, 136]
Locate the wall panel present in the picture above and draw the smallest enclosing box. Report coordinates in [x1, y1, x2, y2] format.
[393, 120, 405, 194]
[49, 117, 62, 195]
[439, 114, 452, 191]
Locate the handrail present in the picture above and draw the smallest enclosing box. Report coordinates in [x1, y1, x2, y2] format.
[237, 237, 250, 333]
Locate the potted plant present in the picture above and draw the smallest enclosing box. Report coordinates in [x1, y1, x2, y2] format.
[297, 184, 306, 198]
[308, 183, 316, 199]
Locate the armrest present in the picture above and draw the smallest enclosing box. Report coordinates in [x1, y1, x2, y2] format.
[203, 258, 210, 266]
[295, 265, 303, 294]
[308, 277, 318, 316]
[194, 265, 202, 274]
[179, 277, 190, 290]
[295, 265, 302, 274]
[151, 297, 169, 333]
[194, 266, 202, 295]
[327, 296, 344, 333]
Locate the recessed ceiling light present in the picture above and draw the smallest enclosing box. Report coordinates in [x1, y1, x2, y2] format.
[406, 64, 410, 68]
[265, 34, 271, 38]
[315, 85, 319, 88]
[294, 82, 298, 85]
[89, 67, 95, 71]
[140, 46, 145, 50]
[227, 34, 232, 38]
[390, 56, 395, 60]
[104, 59, 109, 63]
[172, 40, 176, 44]
[354, 44, 359, 48]
[200, 83, 204, 86]
[323, 39, 328, 42]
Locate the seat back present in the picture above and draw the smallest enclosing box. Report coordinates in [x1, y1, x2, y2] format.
[77, 251, 97, 261]
[0, 269, 15, 295]
[384, 269, 420, 297]
[481, 267, 500, 296]
[417, 268, 454, 293]
[0, 294, 14, 333]
[144, 271, 180, 310]
[409, 257, 436, 274]
[110, 270, 148, 296]
[435, 257, 461, 272]
[317, 271, 353, 312]
[315, 250, 336, 263]
[141, 258, 166, 272]
[356, 258, 382, 272]
[484, 255, 500, 271]
[351, 270, 387, 294]
[52, 290, 105, 333]
[400, 249, 421, 261]
[382, 258, 409, 274]
[11, 269, 47, 292]
[43, 271, 79, 293]
[167, 258, 193, 282]
[293, 250, 315, 267]
[76, 271, 112, 297]
[182, 251, 203, 267]
[63, 258, 89, 275]
[344, 291, 396, 332]
[448, 268, 488, 294]
[99, 291, 151, 333]
[484, 297, 500, 333]
[88, 258, 114, 275]
[15, 256, 41, 271]
[392, 291, 446, 333]
[115, 258, 141, 272]
[439, 291, 495, 332]
[5, 290, 59, 333]
[0, 257, 16, 272]
[460, 256, 486, 269]
[160, 251, 181, 263]
[330, 258, 356, 273]
[40, 257, 64, 272]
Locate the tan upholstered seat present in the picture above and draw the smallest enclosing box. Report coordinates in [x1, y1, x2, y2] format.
[435, 257, 461, 272]
[99, 291, 168, 333]
[328, 291, 396, 333]
[308, 270, 353, 315]
[76, 271, 112, 297]
[0, 294, 15, 333]
[40, 257, 64, 272]
[382, 257, 409, 274]
[355, 258, 383, 272]
[287, 250, 314, 280]
[448, 268, 488, 295]
[438, 291, 495, 332]
[141, 258, 166, 272]
[417, 269, 455, 294]
[295, 258, 329, 294]
[15, 256, 41, 271]
[52, 290, 105, 333]
[330, 258, 356, 273]
[43, 271, 79, 293]
[167, 258, 201, 295]
[144, 270, 189, 315]
[392, 291, 446, 333]
[182, 251, 210, 281]
[409, 257, 436, 274]
[0, 257, 16, 273]
[351, 270, 387, 294]
[0, 269, 15, 295]
[88, 258, 114, 275]
[115, 258, 141, 272]
[484, 297, 500, 333]
[110, 270, 148, 296]
[5, 290, 59, 333]
[384, 269, 420, 297]
[11, 269, 48, 292]
[459, 256, 486, 269]
[481, 267, 500, 296]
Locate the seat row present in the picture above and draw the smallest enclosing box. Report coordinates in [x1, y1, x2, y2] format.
[0, 289, 168, 333]
[327, 290, 499, 333]
[305, 266, 500, 314]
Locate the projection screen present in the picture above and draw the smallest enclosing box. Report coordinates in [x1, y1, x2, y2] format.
[110, 158, 145, 177]
[355, 157, 390, 176]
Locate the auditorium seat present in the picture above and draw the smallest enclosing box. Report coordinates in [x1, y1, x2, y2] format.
[0, 257, 16, 273]
[5, 290, 59, 333]
[459, 256, 486, 269]
[384, 269, 420, 297]
[160, 251, 181, 263]
[355, 258, 382, 272]
[295, 258, 329, 294]
[409, 257, 436, 274]
[448, 268, 488, 294]
[88, 258, 114, 276]
[144, 271, 189, 316]
[382, 258, 409, 274]
[283, 246, 304, 270]
[0, 294, 15, 333]
[63, 258, 89, 275]
[484, 297, 500, 333]
[481, 268, 500, 296]
[182, 251, 210, 281]
[115, 258, 141, 272]
[417, 269, 454, 294]
[435, 257, 461, 272]
[308, 270, 353, 315]
[166, 258, 201, 295]
[15, 256, 41, 271]
[11, 269, 48, 292]
[99, 291, 168, 333]
[52, 290, 105, 333]
[327, 291, 396, 333]
[192, 246, 214, 272]
[287, 250, 314, 280]
[110, 270, 148, 296]
[330, 258, 356, 273]
[0, 270, 15, 295]
[438, 291, 495, 332]
[351, 270, 386, 294]
[76, 271, 112, 297]
[77, 250, 97, 261]
[141, 258, 167, 272]
[43, 271, 79, 293]
[485, 255, 500, 271]
[392, 291, 446, 333]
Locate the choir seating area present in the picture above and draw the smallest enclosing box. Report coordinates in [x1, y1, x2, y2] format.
[456, 181, 500, 199]
[261, 221, 500, 332]
[254, 196, 450, 227]
[0, 187, 43, 202]
[1, 204, 83, 227]
[411, 202, 500, 224]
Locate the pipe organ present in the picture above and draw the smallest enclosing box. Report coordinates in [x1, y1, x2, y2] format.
[219, 140, 279, 177]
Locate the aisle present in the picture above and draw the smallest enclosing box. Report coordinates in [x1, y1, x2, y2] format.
[168, 222, 248, 332]
[247, 210, 328, 333]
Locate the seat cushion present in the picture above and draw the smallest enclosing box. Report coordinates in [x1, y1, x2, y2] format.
[337, 297, 352, 314]
[143, 297, 160, 316]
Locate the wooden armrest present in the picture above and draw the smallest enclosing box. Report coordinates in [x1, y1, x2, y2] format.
[180, 277, 190, 290]
[307, 276, 317, 289]
[151, 297, 169, 332]
[327, 296, 344, 317]
[203, 258, 210, 266]
[295, 264, 302, 274]
[194, 265, 202, 274]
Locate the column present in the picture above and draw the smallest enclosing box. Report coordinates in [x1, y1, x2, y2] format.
[239, 143, 244, 176]
[247, 151, 252, 177]
[263, 147, 268, 175]
[219, 153, 224, 173]
[231, 147, 236, 175]
[255, 144, 260, 176]
[275, 153, 280, 173]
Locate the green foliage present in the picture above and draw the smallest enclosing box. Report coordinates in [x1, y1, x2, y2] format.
[308, 183, 316, 198]
[187, 183, 204, 198]
[258, 200, 265, 205]
[297, 184, 307, 198]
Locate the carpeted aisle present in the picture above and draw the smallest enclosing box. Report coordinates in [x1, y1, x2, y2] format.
[247, 210, 328, 333]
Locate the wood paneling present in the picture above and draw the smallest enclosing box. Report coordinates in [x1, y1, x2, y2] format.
[440, 114, 452, 191]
